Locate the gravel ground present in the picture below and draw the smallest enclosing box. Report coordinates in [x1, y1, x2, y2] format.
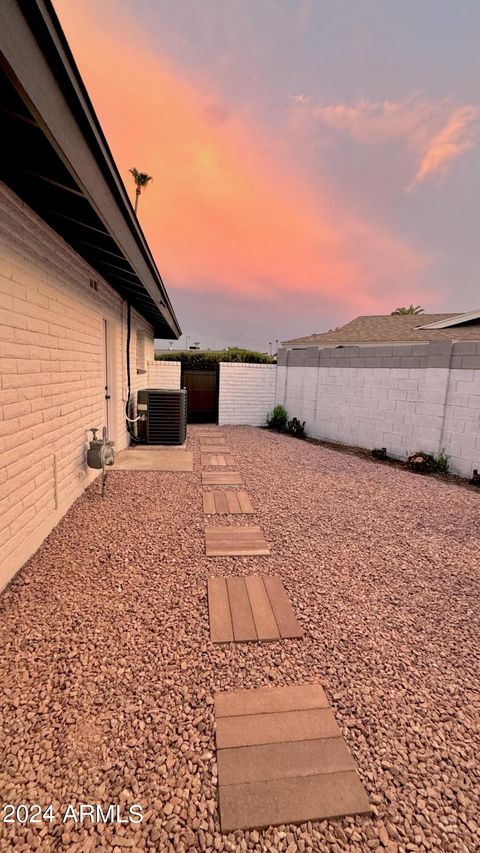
[0, 425, 479, 853]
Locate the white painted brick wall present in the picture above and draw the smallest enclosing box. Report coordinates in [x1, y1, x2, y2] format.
[147, 360, 181, 389]
[0, 181, 155, 589]
[218, 363, 276, 425]
[442, 369, 480, 475]
[277, 363, 480, 477]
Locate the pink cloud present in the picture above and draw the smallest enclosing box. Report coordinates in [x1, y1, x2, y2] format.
[53, 0, 429, 316]
[294, 96, 479, 183]
[416, 104, 478, 181]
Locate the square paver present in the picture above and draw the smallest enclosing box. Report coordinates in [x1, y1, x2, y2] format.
[205, 526, 270, 556]
[201, 454, 236, 467]
[207, 576, 302, 643]
[203, 491, 254, 514]
[202, 471, 243, 486]
[112, 449, 193, 471]
[214, 683, 370, 831]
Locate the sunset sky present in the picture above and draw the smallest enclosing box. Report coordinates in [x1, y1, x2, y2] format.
[54, 0, 480, 351]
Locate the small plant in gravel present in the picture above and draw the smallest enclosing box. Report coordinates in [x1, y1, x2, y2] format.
[266, 404, 288, 431]
[406, 449, 450, 474]
[434, 448, 450, 474]
[407, 451, 436, 473]
[287, 417, 306, 439]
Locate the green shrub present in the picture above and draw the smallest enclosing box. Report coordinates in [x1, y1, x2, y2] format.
[267, 404, 288, 431]
[406, 449, 449, 474]
[155, 347, 274, 364]
[434, 448, 450, 474]
[287, 417, 306, 438]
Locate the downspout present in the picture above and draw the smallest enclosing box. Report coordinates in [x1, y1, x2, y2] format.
[125, 301, 146, 443]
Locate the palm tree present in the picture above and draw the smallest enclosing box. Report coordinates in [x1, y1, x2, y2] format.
[129, 168, 153, 214]
[391, 305, 424, 315]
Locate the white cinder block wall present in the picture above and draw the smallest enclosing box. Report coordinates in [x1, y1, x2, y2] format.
[0, 182, 154, 589]
[218, 363, 276, 425]
[279, 365, 428, 458]
[276, 344, 480, 477]
[147, 360, 181, 389]
[443, 369, 480, 474]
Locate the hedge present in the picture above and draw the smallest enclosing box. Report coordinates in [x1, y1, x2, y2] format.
[155, 347, 275, 364]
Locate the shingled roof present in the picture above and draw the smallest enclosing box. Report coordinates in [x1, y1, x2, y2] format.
[282, 311, 480, 347]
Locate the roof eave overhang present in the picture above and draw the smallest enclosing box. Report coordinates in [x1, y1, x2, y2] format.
[417, 309, 480, 330]
[0, 0, 181, 339]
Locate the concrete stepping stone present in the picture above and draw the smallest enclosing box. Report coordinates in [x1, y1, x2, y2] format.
[262, 576, 301, 639]
[199, 445, 232, 453]
[217, 708, 341, 748]
[217, 738, 356, 785]
[208, 576, 302, 642]
[201, 454, 236, 467]
[203, 490, 254, 514]
[202, 471, 243, 486]
[215, 683, 329, 716]
[214, 684, 370, 831]
[205, 527, 270, 557]
[112, 449, 193, 471]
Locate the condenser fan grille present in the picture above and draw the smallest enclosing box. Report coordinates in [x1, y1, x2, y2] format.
[138, 389, 187, 445]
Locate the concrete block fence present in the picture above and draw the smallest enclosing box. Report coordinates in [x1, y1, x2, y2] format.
[146, 361, 277, 427]
[147, 360, 181, 389]
[276, 342, 480, 477]
[149, 349, 480, 475]
[218, 362, 276, 425]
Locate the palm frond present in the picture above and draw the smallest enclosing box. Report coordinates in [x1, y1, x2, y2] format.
[139, 173, 153, 188]
[391, 305, 424, 315]
[129, 168, 153, 187]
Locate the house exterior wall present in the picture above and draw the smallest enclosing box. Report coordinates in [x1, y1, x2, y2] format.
[0, 182, 154, 590]
[147, 360, 181, 389]
[218, 362, 277, 425]
[276, 343, 480, 477]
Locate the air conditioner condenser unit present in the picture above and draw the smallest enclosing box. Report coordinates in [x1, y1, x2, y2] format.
[136, 388, 187, 445]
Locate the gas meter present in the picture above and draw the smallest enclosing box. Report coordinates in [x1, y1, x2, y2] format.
[87, 427, 115, 469]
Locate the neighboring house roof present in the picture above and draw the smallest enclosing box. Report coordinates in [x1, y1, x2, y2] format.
[282, 311, 480, 347]
[416, 308, 480, 329]
[0, 0, 181, 339]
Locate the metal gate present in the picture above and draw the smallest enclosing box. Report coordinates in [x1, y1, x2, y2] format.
[181, 362, 219, 423]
